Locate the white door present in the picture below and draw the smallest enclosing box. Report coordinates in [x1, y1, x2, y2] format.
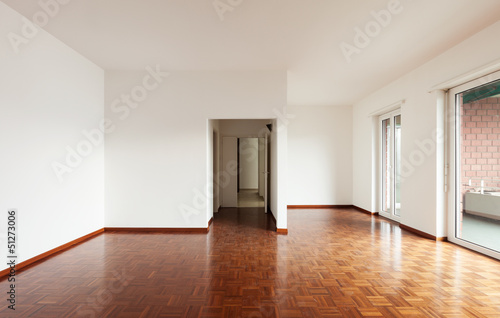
[380, 110, 401, 221]
[448, 70, 500, 260]
[222, 137, 238, 207]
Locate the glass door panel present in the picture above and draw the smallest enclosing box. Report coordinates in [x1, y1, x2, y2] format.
[454, 79, 500, 253]
[380, 110, 401, 221]
[382, 118, 391, 214]
[394, 115, 401, 217]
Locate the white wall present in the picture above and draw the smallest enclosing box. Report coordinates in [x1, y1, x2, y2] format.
[105, 71, 287, 229]
[239, 138, 259, 189]
[352, 21, 500, 237]
[287, 105, 353, 205]
[0, 3, 105, 271]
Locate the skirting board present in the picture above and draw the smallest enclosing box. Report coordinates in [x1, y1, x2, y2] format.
[267, 210, 288, 234]
[105, 227, 209, 233]
[399, 224, 447, 241]
[106, 218, 213, 234]
[288, 205, 352, 209]
[352, 205, 379, 216]
[0, 228, 104, 278]
[351, 206, 445, 241]
[288, 205, 379, 216]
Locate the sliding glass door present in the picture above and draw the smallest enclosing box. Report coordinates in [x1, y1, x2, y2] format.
[380, 110, 401, 220]
[449, 71, 500, 259]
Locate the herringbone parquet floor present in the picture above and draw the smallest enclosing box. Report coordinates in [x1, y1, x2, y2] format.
[1, 207, 500, 317]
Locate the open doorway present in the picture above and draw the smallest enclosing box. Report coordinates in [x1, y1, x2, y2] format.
[208, 118, 286, 232]
[237, 137, 265, 208]
[212, 119, 272, 212]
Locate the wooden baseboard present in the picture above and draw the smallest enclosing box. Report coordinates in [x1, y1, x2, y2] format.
[0, 228, 104, 278]
[208, 217, 214, 231]
[288, 205, 352, 209]
[399, 224, 447, 241]
[352, 205, 379, 216]
[105, 227, 209, 233]
[376, 214, 400, 225]
[276, 228, 288, 234]
[287, 205, 378, 216]
[267, 210, 288, 234]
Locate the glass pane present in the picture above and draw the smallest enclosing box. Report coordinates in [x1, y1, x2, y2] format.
[456, 80, 500, 253]
[382, 118, 391, 213]
[394, 115, 401, 217]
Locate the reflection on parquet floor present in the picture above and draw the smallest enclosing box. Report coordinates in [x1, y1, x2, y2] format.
[237, 190, 265, 208]
[2, 207, 500, 317]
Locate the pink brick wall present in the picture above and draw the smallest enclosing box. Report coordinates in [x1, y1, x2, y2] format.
[461, 97, 500, 190]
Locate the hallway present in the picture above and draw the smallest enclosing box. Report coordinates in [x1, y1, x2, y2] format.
[2, 208, 500, 317]
[237, 189, 265, 208]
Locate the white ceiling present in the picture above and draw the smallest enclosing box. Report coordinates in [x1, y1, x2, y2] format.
[4, 0, 500, 106]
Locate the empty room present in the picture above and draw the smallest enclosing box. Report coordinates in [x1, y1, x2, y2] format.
[2, 0, 500, 317]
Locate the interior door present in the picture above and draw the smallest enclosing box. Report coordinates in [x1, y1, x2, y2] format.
[222, 137, 238, 207]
